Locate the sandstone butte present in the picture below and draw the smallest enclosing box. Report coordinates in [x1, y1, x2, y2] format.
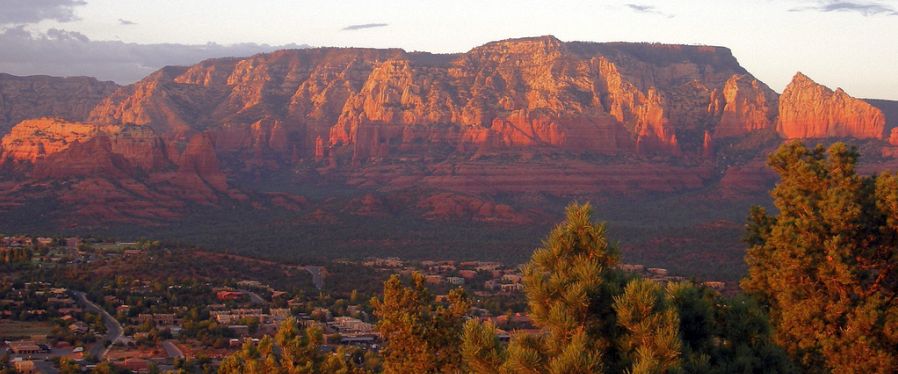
[777, 72, 886, 139]
[0, 36, 894, 225]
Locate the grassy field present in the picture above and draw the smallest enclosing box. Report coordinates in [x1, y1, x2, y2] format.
[0, 320, 54, 340]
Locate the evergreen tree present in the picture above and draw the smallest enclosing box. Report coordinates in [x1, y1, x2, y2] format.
[743, 141, 898, 373]
[372, 273, 469, 373]
[461, 202, 792, 373]
[219, 317, 369, 374]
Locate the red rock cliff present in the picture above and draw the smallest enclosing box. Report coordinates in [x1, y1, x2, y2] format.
[777, 72, 885, 139]
[85, 36, 777, 163]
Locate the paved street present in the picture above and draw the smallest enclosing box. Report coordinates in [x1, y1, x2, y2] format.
[162, 340, 184, 359]
[71, 291, 123, 360]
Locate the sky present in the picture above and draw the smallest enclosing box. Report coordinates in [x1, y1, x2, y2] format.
[1, 0, 896, 99]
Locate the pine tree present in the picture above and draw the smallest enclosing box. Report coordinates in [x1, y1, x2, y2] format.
[372, 273, 469, 373]
[743, 141, 898, 373]
[460, 202, 792, 373]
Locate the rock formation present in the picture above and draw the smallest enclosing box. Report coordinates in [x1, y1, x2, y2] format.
[1, 37, 896, 228]
[777, 72, 885, 139]
[0, 74, 118, 135]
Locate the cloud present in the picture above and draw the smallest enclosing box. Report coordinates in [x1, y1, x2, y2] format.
[0, 0, 87, 26]
[118, 18, 136, 26]
[341, 23, 389, 31]
[0, 27, 310, 84]
[625, 3, 673, 17]
[789, 1, 898, 16]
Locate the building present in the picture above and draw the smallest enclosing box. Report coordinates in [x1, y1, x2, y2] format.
[69, 321, 89, 334]
[8, 341, 43, 355]
[216, 290, 244, 301]
[121, 358, 151, 374]
[458, 270, 478, 279]
[424, 275, 444, 285]
[329, 317, 375, 336]
[270, 308, 291, 320]
[618, 264, 646, 272]
[446, 277, 465, 285]
[703, 281, 726, 290]
[211, 308, 264, 324]
[500, 283, 524, 292]
[13, 360, 37, 374]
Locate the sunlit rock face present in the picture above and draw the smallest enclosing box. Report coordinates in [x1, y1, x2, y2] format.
[777, 72, 885, 140]
[2, 36, 896, 227]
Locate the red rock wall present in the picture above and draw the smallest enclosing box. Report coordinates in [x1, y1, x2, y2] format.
[777, 72, 885, 139]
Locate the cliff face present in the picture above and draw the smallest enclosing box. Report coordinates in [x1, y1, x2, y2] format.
[85, 36, 776, 165]
[3, 36, 897, 228]
[777, 72, 885, 139]
[0, 74, 119, 135]
[0, 118, 231, 223]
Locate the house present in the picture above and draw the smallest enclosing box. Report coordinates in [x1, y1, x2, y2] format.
[458, 270, 478, 279]
[121, 358, 151, 374]
[484, 280, 500, 290]
[330, 317, 374, 334]
[703, 281, 726, 290]
[500, 283, 524, 292]
[501, 274, 523, 284]
[446, 277, 465, 285]
[424, 275, 444, 285]
[618, 264, 646, 272]
[270, 308, 291, 320]
[647, 268, 668, 276]
[36, 237, 55, 246]
[116, 305, 131, 314]
[8, 341, 43, 355]
[123, 249, 142, 256]
[216, 290, 244, 301]
[69, 321, 89, 334]
[13, 360, 37, 374]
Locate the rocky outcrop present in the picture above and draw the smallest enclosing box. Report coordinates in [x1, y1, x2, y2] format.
[0, 117, 232, 224]
[0, 74, 118, 135]
[710, 75, 778, 138]
[4, 37, 897, 228]
[85, 36, 775, 165]
[777, 72, 885, 139]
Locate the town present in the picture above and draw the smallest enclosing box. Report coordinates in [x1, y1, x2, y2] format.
[1, 234, 726, 373]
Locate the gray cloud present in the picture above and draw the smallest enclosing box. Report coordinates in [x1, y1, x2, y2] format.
[0, 27, 309, 83]
[790, 1, 898, 16]
[341, 23, 389, 31]
[625, 4, 673, 17]
[118, 18, 136, 26]
[0, 0, 87, 26]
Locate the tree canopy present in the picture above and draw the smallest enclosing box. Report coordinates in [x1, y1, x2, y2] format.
[743, 141, 898, 373]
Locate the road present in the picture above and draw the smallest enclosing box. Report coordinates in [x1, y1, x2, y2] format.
[71, 291, 123, 361]
[304, 266, 325, 290]
[162, 340, 184, 360]
[237, 289, 266, 305]
[33, 360, 59, 374]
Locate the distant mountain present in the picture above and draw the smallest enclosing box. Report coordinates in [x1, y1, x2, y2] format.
[0, 36, 895, 278]
[0, 73, 119, 134]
